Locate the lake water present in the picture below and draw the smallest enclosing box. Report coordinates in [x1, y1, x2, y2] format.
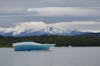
[0, 47, 100, 66]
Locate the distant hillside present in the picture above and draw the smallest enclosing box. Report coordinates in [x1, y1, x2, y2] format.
[79, 33, 100, 36]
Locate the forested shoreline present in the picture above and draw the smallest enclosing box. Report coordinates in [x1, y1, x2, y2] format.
[0, 34, 100, 47]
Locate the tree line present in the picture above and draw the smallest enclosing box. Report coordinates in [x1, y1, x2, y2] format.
[0, 35, 100, 47]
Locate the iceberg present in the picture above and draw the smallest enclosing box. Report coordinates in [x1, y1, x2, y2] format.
[12, 42, 55, 51]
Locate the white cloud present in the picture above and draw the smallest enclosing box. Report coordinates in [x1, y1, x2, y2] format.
[27, 7, 100, 17]
[53, 21, 100, 32]
[14, 22, 47, 35]
[0, 22, 47, 35]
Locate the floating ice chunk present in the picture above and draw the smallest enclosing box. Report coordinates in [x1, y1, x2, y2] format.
[13, 42, 55, 51]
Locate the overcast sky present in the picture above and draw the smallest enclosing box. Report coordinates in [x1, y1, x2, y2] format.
[0, 0, 100, 32]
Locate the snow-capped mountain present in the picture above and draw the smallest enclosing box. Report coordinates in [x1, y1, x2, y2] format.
[0, 21, 100, 37]
[0, 25, 88, 37]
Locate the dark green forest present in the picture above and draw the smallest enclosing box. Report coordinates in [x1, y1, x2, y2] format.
[0, 34, 100, 47]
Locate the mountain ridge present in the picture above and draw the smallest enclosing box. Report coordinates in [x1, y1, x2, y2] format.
[0, 26, 99, 37]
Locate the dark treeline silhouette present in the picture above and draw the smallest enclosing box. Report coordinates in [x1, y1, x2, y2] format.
[0, 34, 100, 47]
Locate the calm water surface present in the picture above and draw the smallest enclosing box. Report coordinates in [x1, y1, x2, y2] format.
[0, 47, 100, 66]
